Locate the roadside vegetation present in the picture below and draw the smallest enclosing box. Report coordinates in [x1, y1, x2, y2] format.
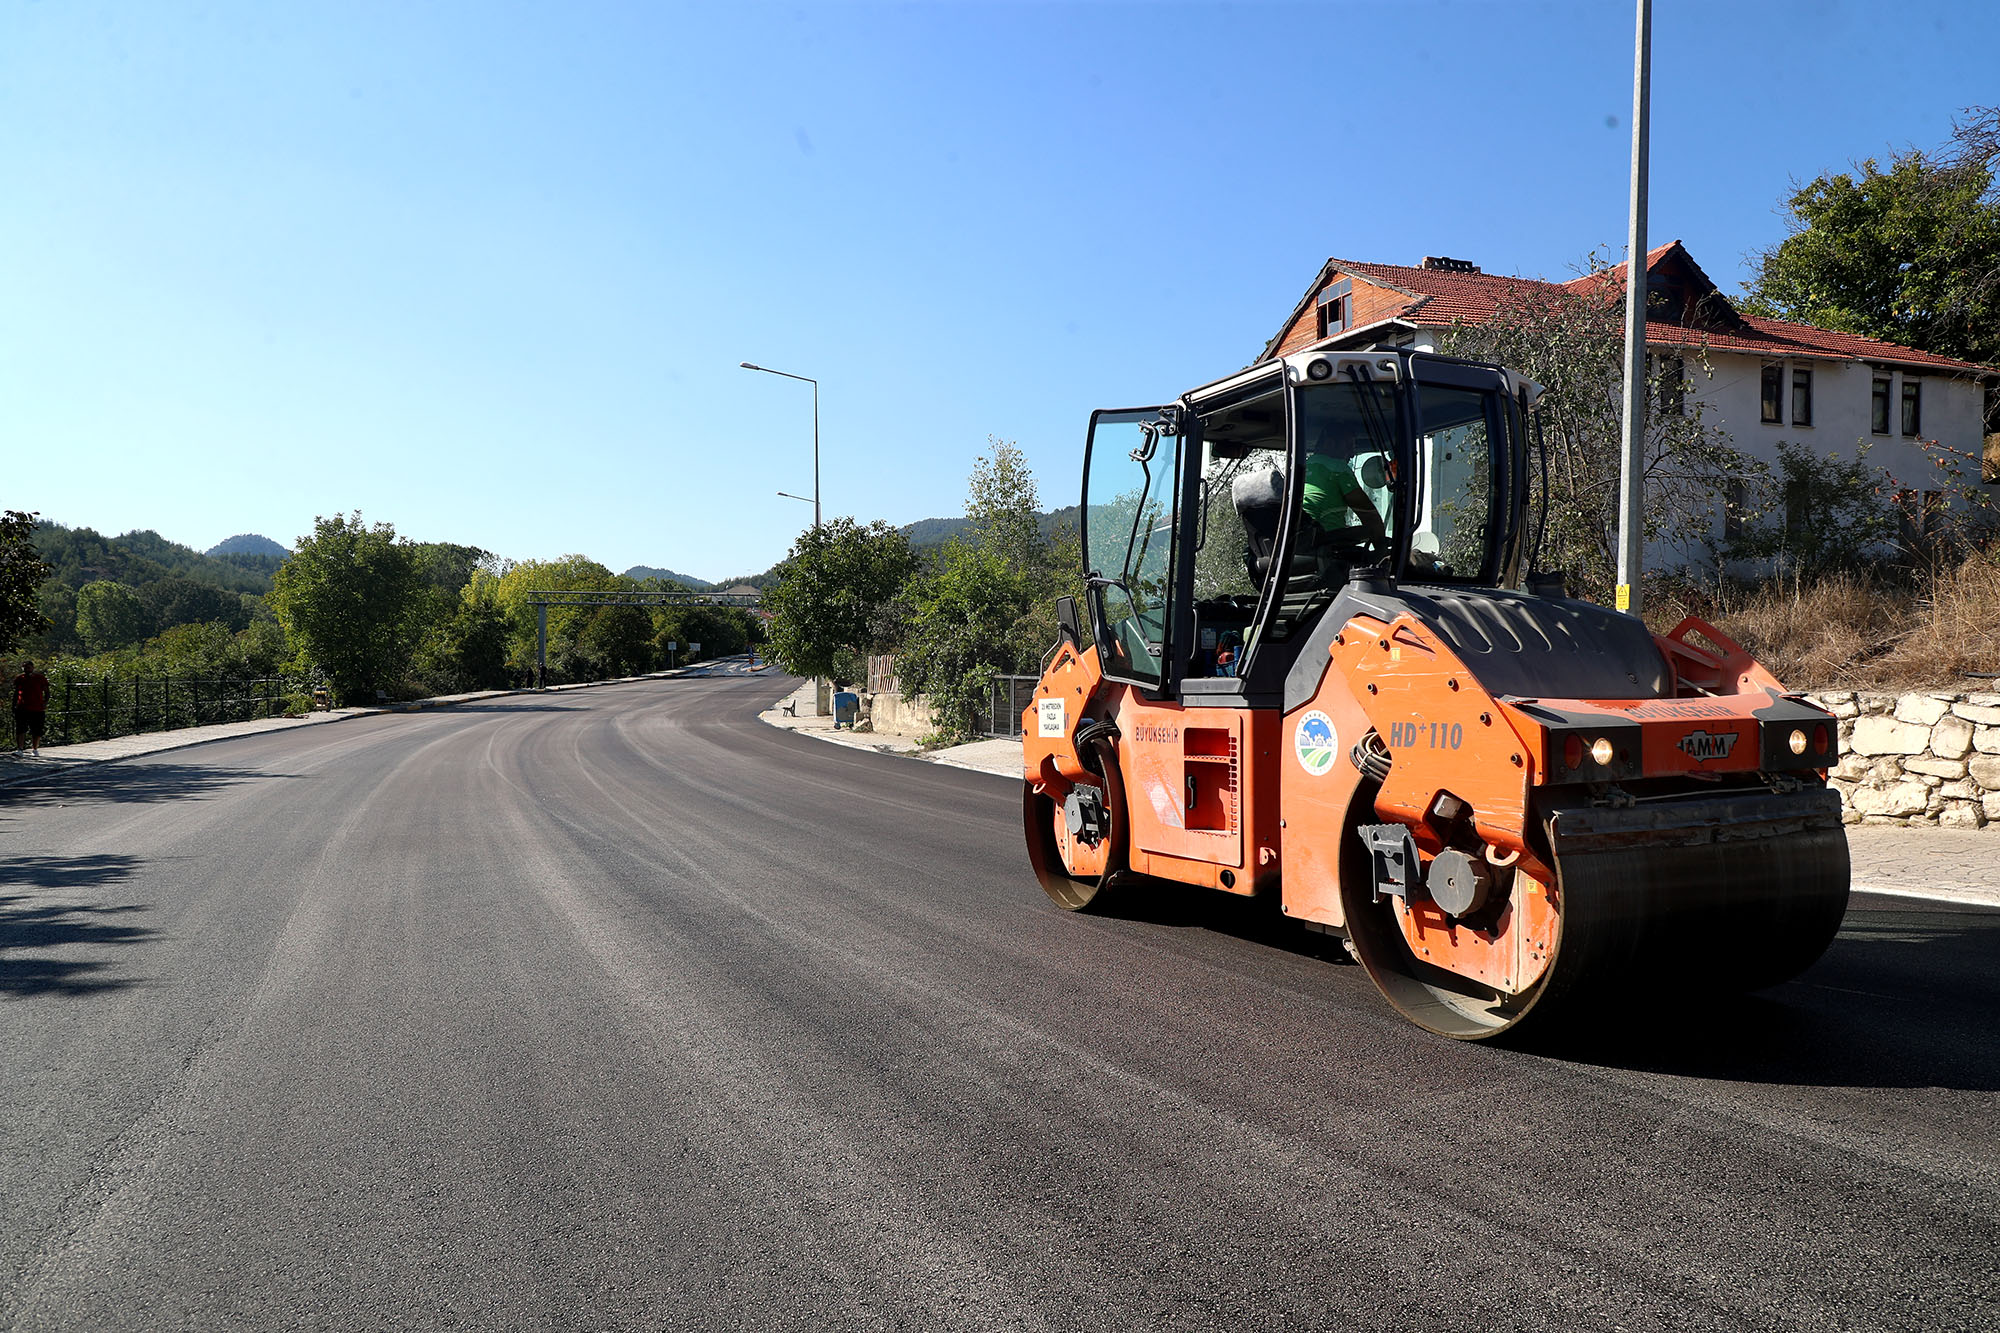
[762, 436, 1084, 746]
[0, 511, 763, 725]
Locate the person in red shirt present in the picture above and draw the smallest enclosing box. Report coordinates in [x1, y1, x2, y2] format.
[12, 661, 49, 754]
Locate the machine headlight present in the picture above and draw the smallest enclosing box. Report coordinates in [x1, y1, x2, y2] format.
[1306, 358, 1334, 381]
[1590, 738, 1614, 766]
[1789, 728, 1808, 755]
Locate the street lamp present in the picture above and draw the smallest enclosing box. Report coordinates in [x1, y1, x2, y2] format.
[740, 361, 820, 528]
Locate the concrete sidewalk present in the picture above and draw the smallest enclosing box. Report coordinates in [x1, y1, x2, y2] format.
[759, 681, 1996, 908]
[755, 680, 1020, 777]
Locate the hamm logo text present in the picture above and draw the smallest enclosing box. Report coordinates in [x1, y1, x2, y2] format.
[1676, 729, 1739, 762]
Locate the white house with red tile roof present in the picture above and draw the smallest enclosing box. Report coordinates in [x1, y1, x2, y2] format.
[1263, 243, 2000, 555]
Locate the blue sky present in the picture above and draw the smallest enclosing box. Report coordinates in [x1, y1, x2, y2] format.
[5, 0, 1995, 582]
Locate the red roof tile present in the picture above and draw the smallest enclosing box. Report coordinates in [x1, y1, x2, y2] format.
[1288, 244, 1995, 376]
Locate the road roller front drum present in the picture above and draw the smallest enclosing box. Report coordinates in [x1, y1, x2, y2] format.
[1340, 786, 1852, 1041]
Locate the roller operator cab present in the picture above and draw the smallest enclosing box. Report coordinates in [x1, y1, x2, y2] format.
[1022, 347, 1850, 1040]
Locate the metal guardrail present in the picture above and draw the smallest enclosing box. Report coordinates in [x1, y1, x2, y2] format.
[978, 675, 1040, 739]
[40, 675, 299, 746]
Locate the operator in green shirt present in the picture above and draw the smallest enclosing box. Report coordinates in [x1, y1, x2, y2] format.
[1301, 450, 1389, 548]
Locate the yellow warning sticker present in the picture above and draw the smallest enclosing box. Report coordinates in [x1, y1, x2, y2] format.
[1615, 583, 1632, 612]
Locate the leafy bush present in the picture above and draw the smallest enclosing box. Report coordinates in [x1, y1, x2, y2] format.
[1725, 441, 1900, 580]
[889, 439, 1083, 744]
[892, 540, 1037, 744]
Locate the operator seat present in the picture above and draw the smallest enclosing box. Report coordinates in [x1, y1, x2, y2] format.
[1233, 466, 1316, 586]
[1233, 464, 1342, 588]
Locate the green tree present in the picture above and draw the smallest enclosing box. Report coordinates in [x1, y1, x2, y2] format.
[0, 510, 53, 654]
[146, 622, 241, 676]
[137, 576, 253, 634]
[1742, 109, 2000, 366]
[1439, 262, 1749, 604]
[581, 603, 654, 676]
[412, 601, 512, 693]
[893, 437, 1080, 743]
[269, 513, 422, 703]
[653, 604, 752, 663]
[892, 540, 1035, 743]
[966, 436, 1044, 571]
[490, 555, 618, 683]
[235, 619, 290, 677]
[763, 518, 914, 681]
[76, 581, 148, 652]
[401, 542, 501, 689]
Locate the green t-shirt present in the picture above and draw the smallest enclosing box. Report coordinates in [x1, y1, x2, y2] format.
[1301, 454, 1364, 530]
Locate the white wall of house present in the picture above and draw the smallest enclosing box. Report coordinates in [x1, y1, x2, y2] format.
[1345, 323, 1990, 573]
[1686, 351, 1984, 485]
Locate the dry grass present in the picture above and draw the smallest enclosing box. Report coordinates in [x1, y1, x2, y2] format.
[1647, 555, 2000, 691]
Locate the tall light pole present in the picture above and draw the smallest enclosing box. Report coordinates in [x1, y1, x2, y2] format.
[1616, 0, 1653, 617]
[740, 361, 820, 528]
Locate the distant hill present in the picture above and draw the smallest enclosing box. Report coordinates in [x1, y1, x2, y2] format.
[206, 533, 289, 559]
[29, 522, 276, 656]
[38, 523, 275, 597]
[901, 505, 1080, 551]
[622, 566, 712, 589]
[714, 507, 1084, 592]
[711, 570, 778, 590]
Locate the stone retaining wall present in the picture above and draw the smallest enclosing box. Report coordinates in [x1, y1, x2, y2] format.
[859, 689, 938, 740]
[1805, 690, 2000, 828]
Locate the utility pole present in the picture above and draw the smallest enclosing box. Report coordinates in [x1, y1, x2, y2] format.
[1616, 0, 1652, 617]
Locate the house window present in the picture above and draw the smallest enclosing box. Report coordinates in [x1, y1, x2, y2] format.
[1902, 378, 1922, 437]
[1871, 375, 1892, 434]
[1791, 367, 1813, 427]
[1654, 355, 1686, 416]
[1761, 365, 1783, 423]
[1316, 277, 1353, 339]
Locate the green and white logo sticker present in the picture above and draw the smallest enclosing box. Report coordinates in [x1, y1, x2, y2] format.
[1295, 710, 1338, 776]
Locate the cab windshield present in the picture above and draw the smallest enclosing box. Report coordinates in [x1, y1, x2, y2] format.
[1410, 382, 1501, 581]
[1264, 379, 1401, 642]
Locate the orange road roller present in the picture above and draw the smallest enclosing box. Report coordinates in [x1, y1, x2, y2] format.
[1021, 347, 1849, 1040]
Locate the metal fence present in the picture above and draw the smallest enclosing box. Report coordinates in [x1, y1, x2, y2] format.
[977, 675, 1040, 739]
[37, 675, 300, 747]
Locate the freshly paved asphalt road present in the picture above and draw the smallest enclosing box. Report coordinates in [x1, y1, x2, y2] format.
[3, 669, 1996, 1332]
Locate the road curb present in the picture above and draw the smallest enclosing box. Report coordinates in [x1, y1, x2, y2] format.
[1851, 882, 2000, 910]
